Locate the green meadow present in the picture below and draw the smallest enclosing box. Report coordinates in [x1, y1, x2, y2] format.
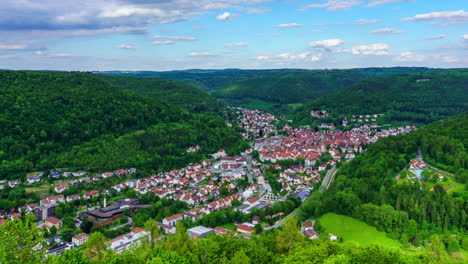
[319, 213, 404, 249]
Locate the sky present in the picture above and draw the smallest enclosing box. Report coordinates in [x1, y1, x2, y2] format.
[0, 0, 467, 71]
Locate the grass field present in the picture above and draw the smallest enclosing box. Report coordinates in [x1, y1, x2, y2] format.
[220, 224, 237, 231]
[319, 213, 403, 249]
[25, 184, 50, 193]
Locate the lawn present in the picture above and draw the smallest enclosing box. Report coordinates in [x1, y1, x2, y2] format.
[25, 184, 51, 193]
[220, 224, 237, 231]
[318, 213, 403, 249]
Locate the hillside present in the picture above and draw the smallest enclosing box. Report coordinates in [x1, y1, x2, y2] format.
[0, 71, 246, 179]
[98, 75, 224, 115]
[211, 70, 365, 105]
[97, 69, 311, 92]
[301, 113, 467, 251]
[294, 70, 468, 125]
[98, 67, 445, 93]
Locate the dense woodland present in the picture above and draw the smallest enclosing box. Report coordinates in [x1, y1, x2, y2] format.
[98, 75, 224, 116]
[54, 115, 249, 172]
[299, 113, 467, 251]
[0, 71, 246, 180]
[1, 215, 465, 264]
[211, 71, 363, 105]
[294, 70, 468, 125]
[100, 67, 446, 92]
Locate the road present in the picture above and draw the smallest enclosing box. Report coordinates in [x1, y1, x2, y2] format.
[264, 210, 297, 230]
[417, 146, 455, 176]
[319, 166, 337, 193]
[245, 155, 254, 183]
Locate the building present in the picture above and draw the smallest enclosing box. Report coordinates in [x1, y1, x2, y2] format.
[45, 216, 62, 230]
[107, 228, 149, 254]
[83, 198, 151, 227]
[188, 226, 214, 239]
[329, 233, 338, 241]
[72, 233, 89, 246]
[237, 223, 254, 235]
[162, 213, 184, 227]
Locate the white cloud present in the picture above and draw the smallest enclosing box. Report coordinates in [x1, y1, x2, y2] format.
[301, 0, 413, 11]
[256, 55, 271, 60]
[402, 10, 468, 25]
[351, 43, 389, 55]
[117, 44, 135, 49]
[441, 56, 459, 63]
[216, 12, 233, 20]
[463, 34, 468, 40]
[152, 40, 174, 45]
[277, 23, 302, 28]
[189, 52, 218, 57]
[311, 53, 323, 62]
[0, 44, 27, 50]
[301, 0, 362, 11]
[357, 19, 380, 25]
[309, 39, 345, 49]
[255, 52, 311, 62]
[153, 35, 197, 41]
[366, 0, 414, 8]
[394, 51, 425, 62]
[424, 35, 446, 40]
[0, 54, 16, 59]
[370, 28, 403, 34]
[224, 42, 248, 47]
[35, 51, 74, 57]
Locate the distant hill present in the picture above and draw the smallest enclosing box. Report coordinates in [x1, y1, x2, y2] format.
[97, 67, 447, 93]
[98, 75, 224, 115]
[97, 69, 311, 92]
[294, 70, 468, 125]
[0, 71, 246, 179]
[211, 70, 364, 105]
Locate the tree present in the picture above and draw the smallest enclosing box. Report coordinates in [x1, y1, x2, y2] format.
[46, 249, 90, 264]
[145, 219, 162, 248]
[276, 216, 302, 254]
[0, 214, 45, 264]
[80, 217, 93, 234]
[254, 224, 263, 235]
[84, 232, 107, 262]
[164, 222, 193, 256]
[229, 250, 251, 264]
[50, 225, 57, 236]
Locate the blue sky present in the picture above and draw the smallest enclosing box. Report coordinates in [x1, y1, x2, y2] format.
[0, 0, 467, 71]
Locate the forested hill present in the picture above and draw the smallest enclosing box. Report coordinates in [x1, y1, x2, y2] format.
[98, 75, 224, 115]
[294, 70, 468, 125]
[97, 69, 311, 92]
[302, 113, 467, 250]
[0, 71, 246, 180]
[211, 70, 364, 105]
[97, 67, 447, 92]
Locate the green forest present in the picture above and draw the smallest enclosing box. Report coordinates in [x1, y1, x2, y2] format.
[0, 71, 246, 180]
[294, 70, 468, 125]
[99, 67, 446, 92]
[98, 75, 224, 116]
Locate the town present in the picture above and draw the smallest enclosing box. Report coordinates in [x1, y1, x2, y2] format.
[0, 107, 418, 256]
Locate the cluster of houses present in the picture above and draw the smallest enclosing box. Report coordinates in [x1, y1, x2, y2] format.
[410, 159, 427, 170]
[277, 165, 317, 193]
[228, 107, 279, 139]
[159, 193, 243, 234]
[310, 110, 329, 118]
[350, 114, 382, 124]
[255, 123, 416, 165]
